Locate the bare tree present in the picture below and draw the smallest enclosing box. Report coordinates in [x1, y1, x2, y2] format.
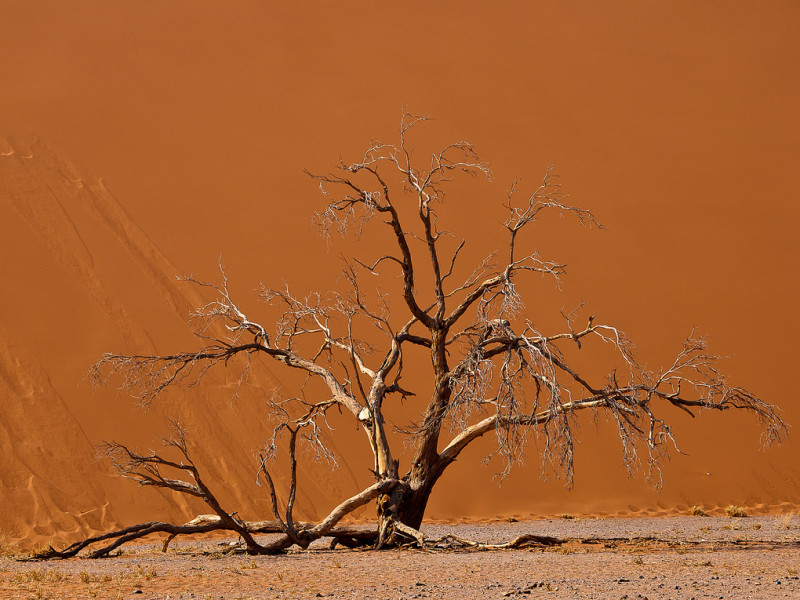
[39, 114, 785, 558]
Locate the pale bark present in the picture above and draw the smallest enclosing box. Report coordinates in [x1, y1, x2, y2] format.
[52, 113, 785, 559]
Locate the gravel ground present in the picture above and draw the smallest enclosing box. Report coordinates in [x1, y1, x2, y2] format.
[1, 516, 798, 599]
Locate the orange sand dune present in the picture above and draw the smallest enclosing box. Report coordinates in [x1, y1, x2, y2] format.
[0, 140, 362, 548]
[1, 1, 798, 548]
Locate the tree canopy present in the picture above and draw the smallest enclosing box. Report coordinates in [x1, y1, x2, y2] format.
[38, 114, 785, 558]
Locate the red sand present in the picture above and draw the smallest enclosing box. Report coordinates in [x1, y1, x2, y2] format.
[1, 1, 798, 549]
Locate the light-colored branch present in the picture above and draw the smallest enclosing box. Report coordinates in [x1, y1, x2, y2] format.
[310, 479, 397, 537]
[439, 398, 607, 465]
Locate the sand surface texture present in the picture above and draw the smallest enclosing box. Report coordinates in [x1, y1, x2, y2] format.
[2, 517, 800, 599]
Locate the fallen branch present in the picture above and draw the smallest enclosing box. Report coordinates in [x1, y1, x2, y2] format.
[430, 532, 564, 550]
[32, 515, 381, 560]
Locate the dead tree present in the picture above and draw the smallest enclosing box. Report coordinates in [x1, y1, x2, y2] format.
[41, 114, 786, 557]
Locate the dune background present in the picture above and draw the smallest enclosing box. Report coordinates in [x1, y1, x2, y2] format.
[1, 0, 798, 548]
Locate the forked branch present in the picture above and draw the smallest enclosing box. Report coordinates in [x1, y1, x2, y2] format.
[53, 113, 785, 559]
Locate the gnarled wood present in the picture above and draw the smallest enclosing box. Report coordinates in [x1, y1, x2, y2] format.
[53, 113, 784, 560]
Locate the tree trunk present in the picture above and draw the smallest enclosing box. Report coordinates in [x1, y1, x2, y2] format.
[394, 481, 435, 530]
[376, 462, 444, 545]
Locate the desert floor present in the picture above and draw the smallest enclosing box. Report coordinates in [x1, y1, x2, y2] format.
[1, 516, 799, 600]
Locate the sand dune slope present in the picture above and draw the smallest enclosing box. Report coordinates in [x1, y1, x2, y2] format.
[0, 140, 362, 549]
[1, 136, 797, 551]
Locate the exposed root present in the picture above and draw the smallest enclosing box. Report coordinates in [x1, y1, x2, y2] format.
[393, 521, 427, 547]
[375, 512, 566, 552]
[429, 532, 564, 550]
[32, 515, 380, 560]
[34, 520, 224, 560]
[32, 521, 800, 561]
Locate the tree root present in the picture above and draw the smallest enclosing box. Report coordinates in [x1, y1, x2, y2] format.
[428, 532, 565, 550]
[35, 518, 799, 560]
[387, 522, 564, 551]
[394, 532, 800, 553]
[32, 515, 380, 560]
[33, 513, 565, 559]
[33, 520, 224, 560]
[393, 521, 427, 547]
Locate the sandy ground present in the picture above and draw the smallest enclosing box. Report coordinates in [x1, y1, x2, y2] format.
[2, 516, 798, 600]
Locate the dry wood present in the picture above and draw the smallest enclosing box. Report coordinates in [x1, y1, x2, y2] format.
[51, 113, 785, 559]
